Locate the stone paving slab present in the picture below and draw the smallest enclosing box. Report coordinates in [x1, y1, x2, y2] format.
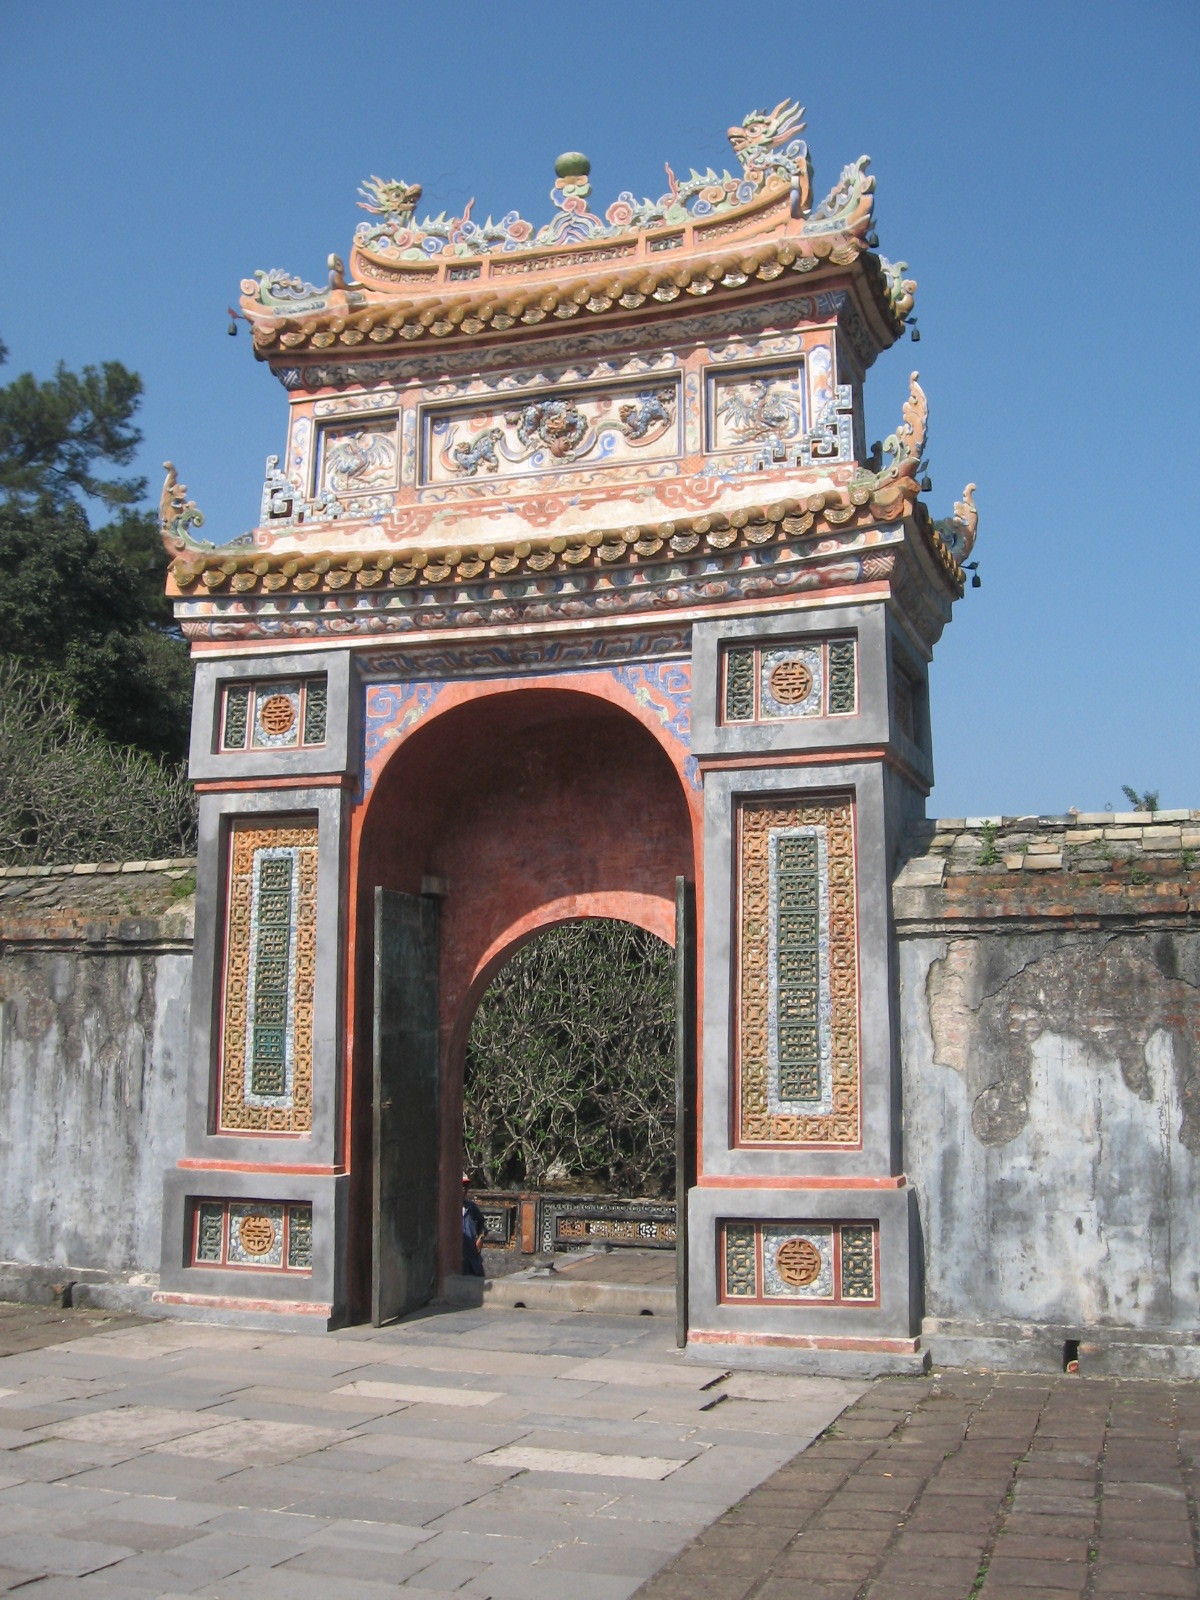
[0, 1302, 861, 1596]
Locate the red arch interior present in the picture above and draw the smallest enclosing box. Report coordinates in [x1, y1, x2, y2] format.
[351, 686, 696, 1302]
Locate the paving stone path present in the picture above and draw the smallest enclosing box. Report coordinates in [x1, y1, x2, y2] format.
[633, 1369, 1200, 1600]
[0, 1303, 862, 1597]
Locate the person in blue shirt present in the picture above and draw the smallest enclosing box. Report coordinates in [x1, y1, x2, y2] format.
[461, 1172, 487, 1277]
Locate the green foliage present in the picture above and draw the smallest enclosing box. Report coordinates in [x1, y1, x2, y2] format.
[0, 499, 191, 761]
[0, 339, 145, 512]
[0, 656, 196, 866]
[463, 921, 676, 1197]
[1121, 785, 1159, 813]
[976, 820, 1001, 867]
[97, 505, 175, 628]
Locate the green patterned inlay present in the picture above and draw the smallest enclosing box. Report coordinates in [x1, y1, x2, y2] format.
[287, 1204, 314, 1270]
[827, 638, 856, 715]
[776, 834, 821, 1101]
[725, 1223, 758, 1297]
[724, 648, 754, 721]
[195, 1202, 225, 1263]
[840, 1224, 875, 1299]
[223, 685, 250, 749]
[250, 854, 293, 1097]
[303, 678, 328, 745]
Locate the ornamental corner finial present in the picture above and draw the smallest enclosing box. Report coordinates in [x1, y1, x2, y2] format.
[357, 176, 423, 226]
[159, 461, 209, 556]
[948, 482, 979, 562]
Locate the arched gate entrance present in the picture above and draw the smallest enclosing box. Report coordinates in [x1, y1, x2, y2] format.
[158, 99, 972, 1371]
[351, 682, 697, 1322]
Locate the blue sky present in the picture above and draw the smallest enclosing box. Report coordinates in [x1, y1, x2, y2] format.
[2, 2, 1196, 817]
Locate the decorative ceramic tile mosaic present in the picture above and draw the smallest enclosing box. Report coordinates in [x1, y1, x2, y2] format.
[760, 645, 822, 720]
[719, 638, 856, 725]
[228, 1202, 286, 1267]
[724, 648, 755, 722]
[762, 1224, 834, 1298]
[218, 822, 318, 1134]
[840, 1224, 875, 1299]
[189, 1199, 314, 1273]
[537, 1197, 677, 1253]
[252, 683, 302, 749]
[738, 796, 859, 1145]
[222, 685, 251, 750]
[219, 679, 328, 753]
[720, 1220, 877, 1304]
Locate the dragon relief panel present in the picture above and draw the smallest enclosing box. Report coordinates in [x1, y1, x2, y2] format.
[421, 380, 680, 486]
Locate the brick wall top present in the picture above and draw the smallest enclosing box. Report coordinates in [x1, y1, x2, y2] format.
[895, 812, 1200, 934]
[0, 859, 197, 951]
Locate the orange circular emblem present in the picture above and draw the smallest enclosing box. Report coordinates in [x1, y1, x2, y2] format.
[238, 1214, 277, 1256]
[775, 1237, 823, 1287]
[769, 660, 813, 704]
[259, 694, 296, 735]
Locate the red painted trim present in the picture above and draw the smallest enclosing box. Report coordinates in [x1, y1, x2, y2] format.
[152, 1290, 331, 1316]
[699, 1174, 906, 1189]
[194, 774, 351, 793]
[687, 1329, 921, 1353]
[177, 1159, 345, 1175]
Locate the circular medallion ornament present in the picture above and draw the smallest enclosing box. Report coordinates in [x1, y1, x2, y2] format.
[775, 1236, 823, 1287]
[238, 1214, 277, 1256]
[769, 660, 814, 704]
[259, 694, 296, 736]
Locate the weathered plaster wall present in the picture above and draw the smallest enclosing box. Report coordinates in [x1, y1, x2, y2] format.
[896, 810, 1200, 1341]
[0, 862, 194, 1296]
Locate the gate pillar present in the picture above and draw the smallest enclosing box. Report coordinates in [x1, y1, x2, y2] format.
[686, 603, 940, 1367]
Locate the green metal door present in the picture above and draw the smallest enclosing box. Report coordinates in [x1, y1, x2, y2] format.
[372, 888, 440, 1326]
[674, 876, 697, 1348]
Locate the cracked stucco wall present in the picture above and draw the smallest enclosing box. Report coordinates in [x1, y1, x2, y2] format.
[0, 866, 193, 1280]
[900, 928, 1200, 1330]
[0, 950, 190, 1276]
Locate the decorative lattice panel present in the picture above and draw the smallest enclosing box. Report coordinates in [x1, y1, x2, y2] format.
[738, 795, 859, 1145]
[827, 639, 856, 715]
[720, 1220, 877, 1304]
[218, 822, 318, 1134]
[189, 1199, 314, 1273]
[724, 648, 755, 722]
[219, 678, 328, 754]
[719, 637, 855, 725]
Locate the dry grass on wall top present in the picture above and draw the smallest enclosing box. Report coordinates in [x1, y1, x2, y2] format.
[0, 656, 197, 867]
[463, 920, 676, 1198]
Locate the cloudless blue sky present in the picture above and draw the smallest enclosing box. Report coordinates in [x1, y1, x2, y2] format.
[2, 2, 1196, 817]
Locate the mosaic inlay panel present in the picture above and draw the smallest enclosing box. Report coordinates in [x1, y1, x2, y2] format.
[220, 678, 328, 753]
[218, 822, 318, 1134]
[720, 1220, 878, 1304]
[537, 1197, 677, 1253]
[190, 1198, 313, 1272]
[721, 638, 856, 724]
[738, 796, 859, 1145]
[421, 379, 681, 486]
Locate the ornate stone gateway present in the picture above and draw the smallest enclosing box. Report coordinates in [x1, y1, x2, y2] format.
[157, 99, 976, 1367]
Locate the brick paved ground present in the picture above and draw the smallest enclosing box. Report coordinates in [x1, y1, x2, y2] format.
[634, 1370, 1200, 1600]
